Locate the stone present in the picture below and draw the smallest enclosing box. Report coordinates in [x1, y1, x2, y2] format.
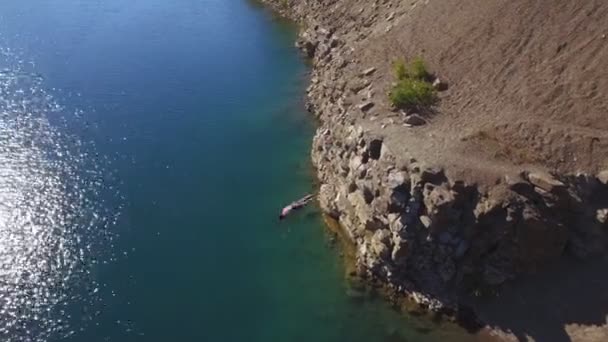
[358, 101, 375, 112]
[597, 208, 608, 225]
[423, 184, 457, 231]
[389, 214, 403, 231]
[386, 12, 395, 21]
[527, 172, 565, 192]
[598, 170, 608, 185]
[432, 78, 448, 91]
[362, 67, 376, 76]
[404, 114, 426, 126]
[319, 184, 338, 218]
[370, 229, 391, 259]
[349, 156, 363, 171]
[318, 27, 331, 37]
[420, 215, 432, 228]
[392, 237, 410, 265]
[386, 170, 408, 189]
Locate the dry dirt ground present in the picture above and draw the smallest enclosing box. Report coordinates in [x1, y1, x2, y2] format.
[334, 0, 608, 184]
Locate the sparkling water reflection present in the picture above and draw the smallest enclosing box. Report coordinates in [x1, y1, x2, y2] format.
[0, 48, 117, 341]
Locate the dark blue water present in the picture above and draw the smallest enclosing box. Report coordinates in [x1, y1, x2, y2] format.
[0, 1, 474, 341]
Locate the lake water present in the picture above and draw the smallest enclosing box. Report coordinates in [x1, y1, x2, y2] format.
[0, 1, 475, 341]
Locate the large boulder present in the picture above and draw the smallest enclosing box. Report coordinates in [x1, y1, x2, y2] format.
[423, 184, 458, 233]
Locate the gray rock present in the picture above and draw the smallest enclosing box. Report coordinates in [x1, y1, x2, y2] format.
[392, 236, 409, 265]
[598, 170, 608, 185]
[423, 184, 457, 231]
[432, 78, 448, 91]
[404, 114, 426, 126]
[386, 171, 408, 189]
[319, 184, 338, 218]
[362, 67, 376, 76]
[597, 208, 608, 224]
[349, 156, 363, 171]
[370, 230, 391, 260]
[358, 101, 375, 112]
[527, 172, 565, 192]
[389, 215, 405, 232]
[420, 215, 432, 228]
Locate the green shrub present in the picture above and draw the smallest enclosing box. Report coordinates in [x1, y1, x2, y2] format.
[389, 57, 436, 109]
[389, 78, 437, 109]
[393, 57, 430, 81]
[409, 57, 430, 80]
[393, 60, 408, 80]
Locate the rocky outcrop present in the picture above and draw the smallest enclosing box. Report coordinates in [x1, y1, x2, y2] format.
[312, 120, 608, 311]
[261, 0, 608, 315]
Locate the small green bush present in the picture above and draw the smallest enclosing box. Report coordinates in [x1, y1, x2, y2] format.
[389, 57, 436, 109]
[389, 78, 436, 109]
[393, 60, 408, 80]
[409, 57, 430, 80]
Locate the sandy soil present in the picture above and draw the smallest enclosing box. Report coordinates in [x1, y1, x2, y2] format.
[327, 0, 608, 182]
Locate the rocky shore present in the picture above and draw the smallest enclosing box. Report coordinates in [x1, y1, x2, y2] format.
[262, 0, 608, 333]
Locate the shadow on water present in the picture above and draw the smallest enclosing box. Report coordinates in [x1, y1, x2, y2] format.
[468, 256, 608, 341]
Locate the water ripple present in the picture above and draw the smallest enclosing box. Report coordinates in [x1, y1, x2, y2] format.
[0, 47, 118, 341]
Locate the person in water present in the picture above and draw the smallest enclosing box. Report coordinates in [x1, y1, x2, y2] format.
[279, 194, 314, 220]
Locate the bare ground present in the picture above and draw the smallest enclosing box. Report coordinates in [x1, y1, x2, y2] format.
[335, 0, 608, 181]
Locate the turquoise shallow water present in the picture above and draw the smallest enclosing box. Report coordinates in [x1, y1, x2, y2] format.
[0, 1, 476, 341]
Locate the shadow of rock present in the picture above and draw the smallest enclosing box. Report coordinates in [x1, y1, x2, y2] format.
[465, 256, 608, 341]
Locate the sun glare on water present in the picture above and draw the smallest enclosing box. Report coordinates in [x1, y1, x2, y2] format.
[0, 46, 118, 342]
